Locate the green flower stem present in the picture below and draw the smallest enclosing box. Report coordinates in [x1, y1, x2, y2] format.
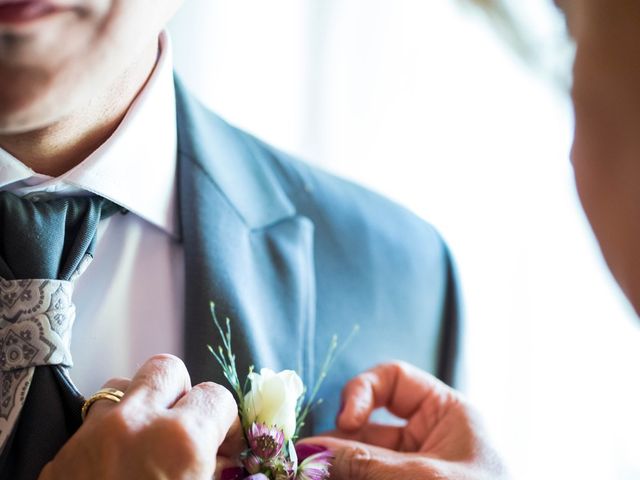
[294, 325, 360, 439]
[208, 302, 250, 425]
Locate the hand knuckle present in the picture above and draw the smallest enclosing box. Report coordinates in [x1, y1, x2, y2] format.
[196, 380, 221, 394]
[359, 371, 377, 386]
[136, 355, 190, 392]
[201, 382, 236, 406]
[341, 445, 373, 480]
[149, 353, 187, 372]
[388, 359, 411, 374]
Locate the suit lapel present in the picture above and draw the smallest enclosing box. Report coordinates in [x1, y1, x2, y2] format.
[174, 78, 317, 389]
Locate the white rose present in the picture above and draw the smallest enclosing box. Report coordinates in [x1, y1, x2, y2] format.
[243, 368, 304, 440]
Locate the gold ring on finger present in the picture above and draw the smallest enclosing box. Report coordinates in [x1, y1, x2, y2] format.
[81, 387, 125, 422]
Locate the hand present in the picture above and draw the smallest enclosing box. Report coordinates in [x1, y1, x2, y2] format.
[303, 361, 509, 480]
[38, 354, 243, 480]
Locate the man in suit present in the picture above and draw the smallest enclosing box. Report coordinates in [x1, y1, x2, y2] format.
[0, 1, 460, 478]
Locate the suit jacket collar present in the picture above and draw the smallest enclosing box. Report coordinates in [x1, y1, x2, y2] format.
[174, 77, 317, 399]
[174, 76, 295, 231]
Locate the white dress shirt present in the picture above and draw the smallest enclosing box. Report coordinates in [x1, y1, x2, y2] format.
[0, 33, 184, 395]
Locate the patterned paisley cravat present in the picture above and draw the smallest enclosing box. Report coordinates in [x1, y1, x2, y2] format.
[0, 191, 120, 480]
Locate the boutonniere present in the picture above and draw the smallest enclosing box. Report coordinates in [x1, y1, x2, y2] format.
[209, 303, 357, 480]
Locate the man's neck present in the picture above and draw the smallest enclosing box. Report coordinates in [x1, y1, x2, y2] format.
[0, 44, 158, 178]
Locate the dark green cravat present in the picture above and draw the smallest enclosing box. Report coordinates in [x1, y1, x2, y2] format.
[0, 191, 120, 480]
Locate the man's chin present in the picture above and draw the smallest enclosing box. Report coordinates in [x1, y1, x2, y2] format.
[0, 77, 65, 135]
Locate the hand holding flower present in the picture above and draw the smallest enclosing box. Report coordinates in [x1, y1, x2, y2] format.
[40, 355, 240, 480]
[303, 362, 509, 480]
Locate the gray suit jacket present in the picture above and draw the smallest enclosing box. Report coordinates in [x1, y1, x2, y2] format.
[0, 77, 463, 480]
[176, 77, 462, 435]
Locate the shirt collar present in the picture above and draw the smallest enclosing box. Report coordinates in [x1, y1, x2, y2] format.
[0, 31, 179, 238]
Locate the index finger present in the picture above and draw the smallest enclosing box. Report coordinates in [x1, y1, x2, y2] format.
[337, 362, 457, 432]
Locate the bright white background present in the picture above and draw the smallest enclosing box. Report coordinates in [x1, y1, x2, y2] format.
[169, 1, 640, 478]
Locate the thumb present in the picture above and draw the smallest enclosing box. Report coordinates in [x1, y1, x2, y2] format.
[300, 436, 442, 480]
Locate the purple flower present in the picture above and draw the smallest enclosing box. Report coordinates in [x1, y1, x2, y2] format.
[247, 422, 285, 459]
[295, 444, 333, 480]
[221, 467, 246, 480]
[242, 453, 263, 474]
[246, 475, 270, 480]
